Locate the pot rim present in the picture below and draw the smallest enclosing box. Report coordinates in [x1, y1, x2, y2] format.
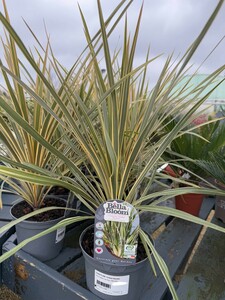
[79, 224, 153, 267]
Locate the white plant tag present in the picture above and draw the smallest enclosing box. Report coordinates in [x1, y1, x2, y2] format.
[103, 201, 130, 223]
[94, 270, 129, 296]
[94, 200, 139, 265]
[55, 227, 65, 243]
[123, 244, 137, 259]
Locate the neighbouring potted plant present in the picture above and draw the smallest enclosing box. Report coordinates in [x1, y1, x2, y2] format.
[163, 114, 225, 216]
[1, 1, 225, 299]
[197, 152, 225, 222]
[0, 2, 78, 260]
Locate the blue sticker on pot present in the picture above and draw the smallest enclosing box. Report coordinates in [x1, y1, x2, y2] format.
[94, 200, 139, 265]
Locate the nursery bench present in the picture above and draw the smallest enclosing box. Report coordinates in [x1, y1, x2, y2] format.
[0, 192, 18, 283]
[0, 192, 19, 222]
[176, 216, 225, 300]
[1, 196, 223, 300]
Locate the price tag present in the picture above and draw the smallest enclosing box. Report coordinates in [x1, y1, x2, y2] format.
[94, 270, 129, 295]
[55, 227, 65, 243]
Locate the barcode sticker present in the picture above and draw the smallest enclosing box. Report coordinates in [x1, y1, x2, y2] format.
[55, 227, 65, 243]
[96, 280, 111, 289]
[94, 270, 129, 295]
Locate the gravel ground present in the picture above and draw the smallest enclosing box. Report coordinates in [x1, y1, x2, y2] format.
[0, 285, 21, 300]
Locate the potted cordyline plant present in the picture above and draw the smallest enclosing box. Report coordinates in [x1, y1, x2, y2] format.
[1, 0, 225, 299]
[0, 0, 81, 261]
[163, 115, 225, 216]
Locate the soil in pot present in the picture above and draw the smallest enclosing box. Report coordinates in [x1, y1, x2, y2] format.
[11, 198, 66, 221]
[81, 226, 147, 263]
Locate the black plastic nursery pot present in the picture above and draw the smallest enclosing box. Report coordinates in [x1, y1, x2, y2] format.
[215, 196, 225, 223]
[10, 200, 66, 261]
[214, 180, 225, 223]
[79, 224, 152, 300]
